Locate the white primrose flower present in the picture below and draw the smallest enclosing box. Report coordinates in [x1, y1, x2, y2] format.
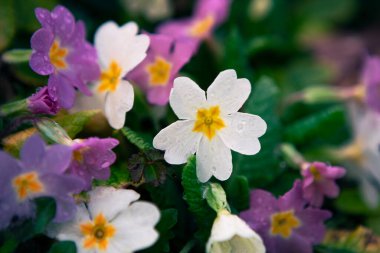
[153, 69, 267, 182]
[207, 210, 266, 253]
[74, 21, 149, 129]
[343, 103, 380, 207]
[47, 187, 160, 253]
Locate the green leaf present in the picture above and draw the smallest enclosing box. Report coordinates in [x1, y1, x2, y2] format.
[314, 245, 357, 253]
[121, 126, 152, 151]
[142, 209, 178, 253]
[0, 0, 15, 51]
[284, 106, 350, 147]
[335, 189, 380, 216]
[94, 164, 132, 188]
[2, 49, 32, 64]
[225, 176, 250, 212]
[54, 110, 98, 138]
[48, 241, 76, 253]
[181, 156, 216, 242]
[235, 76, 283, 187]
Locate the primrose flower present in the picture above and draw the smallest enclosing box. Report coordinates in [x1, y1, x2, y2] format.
[0, 135, 84, 229]
[153, 69, 267, 182]
[48, 187, 160, 253]
[301, 162, 346, 207]
[87, 21, 149, 129]
[240, 181, 331, 253]
[127, 34, 195, 105]
[360, 55, 380, 113]
[66, 138, 119, 190]
[341, 103, 380, 207]
[27, 86, 60, 115]
[30, 5, 100, 109]
[207, 209, 265, 253]
[158, 0, 230, 49]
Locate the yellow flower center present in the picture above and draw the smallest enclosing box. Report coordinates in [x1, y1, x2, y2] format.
[193, 106, 225, 140]
[98, 61, 122, 92]
[146, 56, 172, 86]
[189, 15, 215, 38]
[270, 210, 301, 238]
[49, 40, 68, 69]
[309, 165, 322, 181]
[80, 213, 116, 251]
[12, 171, 44, 201]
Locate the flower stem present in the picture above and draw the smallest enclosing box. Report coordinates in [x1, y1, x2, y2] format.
[0, 99, 28, 117]
[280, 143, 306, 168]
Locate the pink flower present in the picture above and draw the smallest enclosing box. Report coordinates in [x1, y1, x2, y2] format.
[301, 162, 346, 207]
[157, 0, 230, 50]
[127, 34, 195, 105]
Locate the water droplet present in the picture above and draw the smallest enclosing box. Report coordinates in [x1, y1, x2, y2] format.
[236, 120, 246, 133]
[211, 166, 217, 173]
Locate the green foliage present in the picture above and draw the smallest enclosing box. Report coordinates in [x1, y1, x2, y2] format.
[235, 76, 283, 188]
[0, 0, 15, 52]
[204, 183, 229, 213]
[54, 110, 98, 138]
[48, 241, 76, 253]
[225, 175, 250, 212]
[121, 126, 153, 151]
[181, 156, 216, 242]
[335, 189, 380, 216]
[284, 105, 350, 147]
[314, 245, 357, 253]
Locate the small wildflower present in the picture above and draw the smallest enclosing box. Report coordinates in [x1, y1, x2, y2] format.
[361, 55, 380, 113]
[301, 162, 346, 207]
[66, 138, 119, 190]
[207, 209, 265, 253]
[158, 0, 230, 50]
[80, 21, 150, 129]
[48, 187, 160, 253]
[0, 135, 84, 229]
[127, 34, 195, 105]
[30, 5, 100, 109]
[27, 86, 60, 115]
[153, 69, 267, 182]
[240, 181, 331, 253]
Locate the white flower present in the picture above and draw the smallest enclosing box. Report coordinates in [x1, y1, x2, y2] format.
[47, 187, 160, 253]
[153, 69, 267, 182]
[206, 210, 266, 253]
[74, 21, 149, 129]
[343, 103, 380, 207]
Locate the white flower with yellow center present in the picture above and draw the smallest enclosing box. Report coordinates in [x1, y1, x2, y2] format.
[207, 210, 266, 253]
[48, 187, 160, 253]
[153, 69, 267, 182]
[88, 21, 149, 129]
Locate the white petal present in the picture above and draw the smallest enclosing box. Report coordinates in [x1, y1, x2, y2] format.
[153, 120, 201, 164]
[206, 211, 265, 253]
[111, 202, 160, 252]
[104, 80, 134, 129]
[207, 69, 251, 115]
[87, 187, 140, 221]
[196, 136, 232, 182]
[169, 77, 207, 120]
[47, 204, 90, 253]
[95, 21, 149, 75]
[218, 112, 267, 155]
[360, 177, 379, 208]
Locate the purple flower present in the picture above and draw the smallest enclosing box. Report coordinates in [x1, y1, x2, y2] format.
[66, 138, 119, 190]
[27, 86, 60, 115]
[301, 162, 346, 207]
[0, 135, 84, 229]
[240, 181, 331, 253]
[30, 5, 100, 109]
[127, 34, 195, 105]
[361, 55, 380, 113]
[157, 0, 230, 50]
